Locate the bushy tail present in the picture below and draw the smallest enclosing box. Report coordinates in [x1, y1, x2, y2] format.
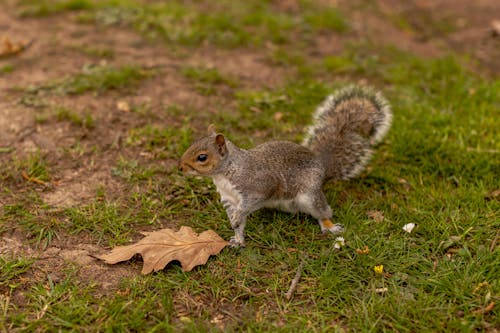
[303, 85, 392, 180]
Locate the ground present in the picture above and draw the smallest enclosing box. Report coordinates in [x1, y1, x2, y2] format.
[0, 0, 499, 331]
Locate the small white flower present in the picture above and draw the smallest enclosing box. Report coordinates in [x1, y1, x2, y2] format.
[402, 223, 416, 233]
[333, 236, 345, 249]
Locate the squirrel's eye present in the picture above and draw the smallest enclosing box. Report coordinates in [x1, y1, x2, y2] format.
[197, 154, 208, 162]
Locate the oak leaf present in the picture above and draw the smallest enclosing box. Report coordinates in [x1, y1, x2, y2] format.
[98, 226, 228, 273]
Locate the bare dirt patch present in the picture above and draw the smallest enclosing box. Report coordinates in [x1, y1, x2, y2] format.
[378, 0, 500, 74]
[188, 46, 289, 88]
[1, 228, 137, 296]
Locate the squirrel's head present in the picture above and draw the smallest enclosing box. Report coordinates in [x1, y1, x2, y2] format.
[179, 124, 228, 176]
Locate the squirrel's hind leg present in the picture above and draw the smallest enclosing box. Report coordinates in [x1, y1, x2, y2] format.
[296, 191, 344, 235]
[319, 219, 344, 234]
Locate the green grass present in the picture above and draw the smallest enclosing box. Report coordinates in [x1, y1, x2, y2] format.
[0, 64, 14, 74]
[24, 64, 155, 97]
[19, 152, 51, 183]
[182, 65, 238, 96]
[302, 2, 349, 33]
[64, 201, 138, 246]
[2, 0, 499, 331]
[0, 257, 33, 288]
[126, 123, 193, 159]
[58, 64, 155, 95]
[16, 0, 95, 17]
[2, 194, 62, 249]
[229, 80, 330, 143]
[18, 0, 347, 49]
[55, 106, 95, 129]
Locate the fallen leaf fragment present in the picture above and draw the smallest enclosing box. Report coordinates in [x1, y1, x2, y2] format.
[116, 100, 131, 112]
[356, 245, 369, 255]
[273, 112, 283, 121]
[210, 314, 225, 330]
[375, 287, 388, 293]
[490, 231, 499, 252]
[367, 210, 384, 223]
[472, 302, 495, 315]
[485, 189, 500, 201]
[397, 178, 412, 190]
[402, 223, 416, 233]
[397, 178, 408, 184]
[1, 37, 32, 57]
[21, 170, 47, 185]
[116, 288, 130, 296]
[98, 226, 228, 273]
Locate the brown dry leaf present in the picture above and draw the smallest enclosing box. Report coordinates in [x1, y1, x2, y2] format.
[485, 189, 500, 201]
[472, 301, 495, 315]
[1, 37, 31, 57]
[273, 112, 284, 121]
[367, 210, 385, 223]
[397, 177, 408, 184]
[397, 177, 412, 190]
[98, 226, 228, 273]
[116, 100, 131, 112]
[356, 245, 370, 255]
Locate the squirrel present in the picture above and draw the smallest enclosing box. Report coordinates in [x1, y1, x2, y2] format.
[180, 85, 392, 247]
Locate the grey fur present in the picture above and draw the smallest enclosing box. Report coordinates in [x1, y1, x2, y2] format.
[180, 85, 392, 246]
[303, 85, 392, 179]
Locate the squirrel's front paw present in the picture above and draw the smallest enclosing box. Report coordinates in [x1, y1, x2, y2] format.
[229, 236, 246, 248]
[320, 219, 344, 234]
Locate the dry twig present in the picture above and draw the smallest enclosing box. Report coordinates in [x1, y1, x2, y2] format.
[490, 231, 499, 252]
[285, 259, 306, 301]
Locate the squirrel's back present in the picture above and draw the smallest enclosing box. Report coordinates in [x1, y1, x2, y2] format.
[302, 85, 392, 180]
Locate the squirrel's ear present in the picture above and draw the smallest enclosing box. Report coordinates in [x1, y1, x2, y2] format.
[215, 134, 225, 147]
[215, 134, 227, 156]
[207, 124, 217, 135]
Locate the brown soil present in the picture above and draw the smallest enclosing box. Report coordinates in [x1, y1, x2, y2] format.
[0, 0, 498, 298]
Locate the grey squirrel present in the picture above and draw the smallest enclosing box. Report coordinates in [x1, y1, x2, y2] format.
[180, 85, 392, 247]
